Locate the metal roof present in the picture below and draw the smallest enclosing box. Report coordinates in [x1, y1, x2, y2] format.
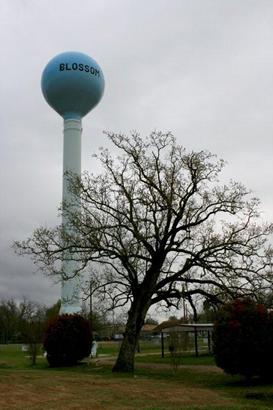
[161, 323, 214, 333]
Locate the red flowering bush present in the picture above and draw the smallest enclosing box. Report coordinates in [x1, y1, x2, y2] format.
[43, 314, 92, 367]
[213, 298, 273, 379]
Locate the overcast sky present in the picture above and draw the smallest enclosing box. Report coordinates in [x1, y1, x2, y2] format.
[1, 0, 273, 313]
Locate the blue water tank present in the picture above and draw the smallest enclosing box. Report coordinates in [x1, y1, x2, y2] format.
[41, 51, 105, 119]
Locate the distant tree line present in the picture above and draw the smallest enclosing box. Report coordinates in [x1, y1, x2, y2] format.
[0, 298, 61, 344]
[0, 297, 121, 345]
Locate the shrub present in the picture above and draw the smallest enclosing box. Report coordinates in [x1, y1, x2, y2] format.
[213, 298, 273, 379]
[43, 314, 92, 367]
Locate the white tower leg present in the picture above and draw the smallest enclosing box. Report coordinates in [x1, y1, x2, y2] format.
[60, 118, 82, 314]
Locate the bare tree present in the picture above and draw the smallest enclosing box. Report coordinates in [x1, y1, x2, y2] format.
[18, 299, 45, 365]
[14, 131, 273, 372]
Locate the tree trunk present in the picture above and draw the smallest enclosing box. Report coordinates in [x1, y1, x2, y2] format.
[113, 257, 165, 373]
[112, 297, 149, 373]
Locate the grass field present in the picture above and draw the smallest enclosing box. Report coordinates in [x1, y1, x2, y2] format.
[1, 343, 273, 409]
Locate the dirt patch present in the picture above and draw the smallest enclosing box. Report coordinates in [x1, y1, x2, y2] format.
[95, 356, 223, 373]
[137, 363, 223, 373]
[0, 370, 232, 409]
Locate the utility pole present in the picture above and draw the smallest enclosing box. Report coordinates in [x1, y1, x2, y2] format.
[89, 280, 93, 332]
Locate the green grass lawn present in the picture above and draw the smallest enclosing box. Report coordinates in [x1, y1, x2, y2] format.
[0, 343, 42, 368]
[135, 351, 215, 366]
[97, 339, 162, 356]
[1, 343, 273, 409]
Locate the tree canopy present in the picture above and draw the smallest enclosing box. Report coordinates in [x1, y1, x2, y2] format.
[15, 131, 273, 372]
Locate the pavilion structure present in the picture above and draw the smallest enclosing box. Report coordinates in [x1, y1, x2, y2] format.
[159, 323, 214, 358]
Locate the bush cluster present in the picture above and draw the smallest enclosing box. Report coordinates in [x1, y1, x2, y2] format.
[43, 314, 92, 367]
[213, 298, 273, 379]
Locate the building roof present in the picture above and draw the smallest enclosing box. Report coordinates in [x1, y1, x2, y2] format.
[141, 323, 158, 333]
[161, 323, 214, 333]
[153, 319, 188, 332]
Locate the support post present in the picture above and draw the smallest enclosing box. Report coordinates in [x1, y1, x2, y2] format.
[208, 330, 211, 353]
[161, 331, 164, 358]
[89, 280, 93, 330]
[194, 327, 198, 357]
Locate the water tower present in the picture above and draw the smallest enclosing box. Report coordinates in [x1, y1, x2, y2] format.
[41, 51, 105, 314]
